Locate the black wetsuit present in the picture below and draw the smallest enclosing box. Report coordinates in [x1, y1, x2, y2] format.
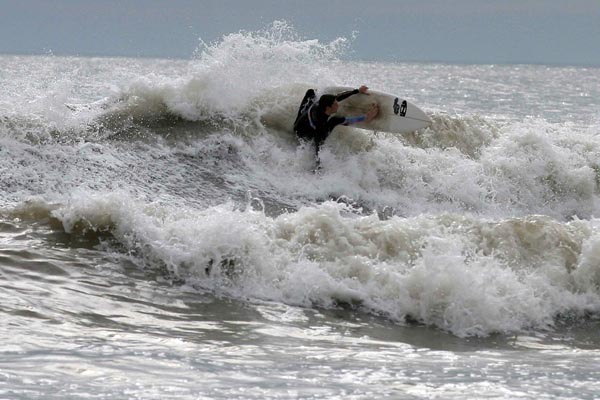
[293, 88, 361, 159]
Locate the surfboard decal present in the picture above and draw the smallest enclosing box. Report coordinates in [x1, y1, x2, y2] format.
[393, 98, 408, 117]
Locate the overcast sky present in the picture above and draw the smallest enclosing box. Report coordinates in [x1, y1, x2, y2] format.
[1, 0, 599, 66]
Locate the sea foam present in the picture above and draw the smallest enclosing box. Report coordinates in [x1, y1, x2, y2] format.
[24, 191, 598, 337]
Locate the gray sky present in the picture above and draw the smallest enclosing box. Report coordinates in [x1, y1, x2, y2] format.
[1, 0, 599, 66]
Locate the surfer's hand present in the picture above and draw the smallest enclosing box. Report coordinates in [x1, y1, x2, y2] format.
[365, 104, 379, 122]
[358, 85, 369, 94]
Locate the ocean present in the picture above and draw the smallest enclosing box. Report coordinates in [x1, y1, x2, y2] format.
[2, 26, 600, 399]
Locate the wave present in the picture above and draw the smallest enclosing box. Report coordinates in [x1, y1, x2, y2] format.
[3, 24, 600, 338]
[402, 114, 501, 158]
[81, 21, 348, 139]
[5, 24, 597, 223]
[6, 193, 600, 337]
[3, 107, 600, 221]
[64, 81, 309, 142]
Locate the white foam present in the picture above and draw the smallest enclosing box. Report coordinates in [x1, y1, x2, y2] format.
[43, 192, 600, 337]
[94, 21, 347, 128]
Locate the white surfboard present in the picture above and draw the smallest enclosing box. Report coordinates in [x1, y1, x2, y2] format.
[319, 87, 431, 134]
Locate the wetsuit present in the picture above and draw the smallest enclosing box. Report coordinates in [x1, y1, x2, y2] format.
[293, 88, 365, 160]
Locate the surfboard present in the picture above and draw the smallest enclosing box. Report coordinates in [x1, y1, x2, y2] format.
[318, 87, 431, 134]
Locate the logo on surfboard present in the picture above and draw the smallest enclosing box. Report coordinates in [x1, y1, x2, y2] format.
[393, 98, 407, 117]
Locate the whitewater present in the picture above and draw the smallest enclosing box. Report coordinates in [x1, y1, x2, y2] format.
[2, 24, 600, 398]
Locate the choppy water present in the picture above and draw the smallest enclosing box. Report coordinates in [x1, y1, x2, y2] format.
[2, 24, 600, 399]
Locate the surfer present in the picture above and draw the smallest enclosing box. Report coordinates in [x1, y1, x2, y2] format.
[293, 86, 379, 167]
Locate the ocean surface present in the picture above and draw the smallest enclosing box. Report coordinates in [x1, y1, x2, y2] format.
[2, 25, 600, 399]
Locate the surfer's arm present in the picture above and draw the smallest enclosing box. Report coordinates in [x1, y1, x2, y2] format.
[343, 104, 379, 125]
[342, 115, 366, 125]
[336, 85, 369, 102]
[335, 89, 359, 102]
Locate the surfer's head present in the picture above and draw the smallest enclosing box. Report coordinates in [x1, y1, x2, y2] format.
[317, 94, 338, 114]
